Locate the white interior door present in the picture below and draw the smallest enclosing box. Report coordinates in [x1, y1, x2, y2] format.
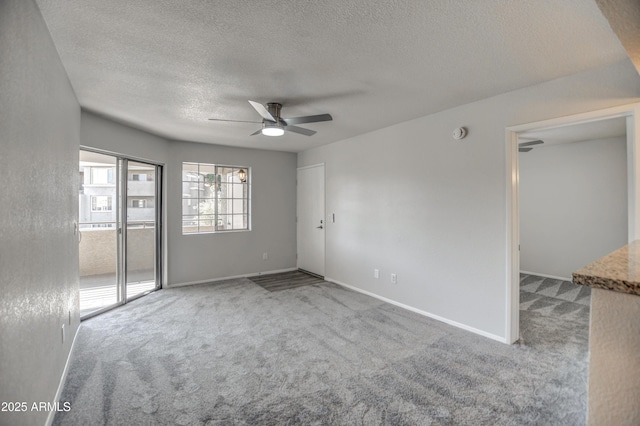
[297, 164, 325, 276]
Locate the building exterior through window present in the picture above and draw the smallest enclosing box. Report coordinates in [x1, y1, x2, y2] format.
[79, 164, 156, 228]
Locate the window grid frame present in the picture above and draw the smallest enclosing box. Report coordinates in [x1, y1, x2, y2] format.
[182, 162, 250, 234]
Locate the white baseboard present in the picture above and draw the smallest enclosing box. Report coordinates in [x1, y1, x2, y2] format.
[46, 323, 81, 426]
[166, 267, 298, 288]
[325, 277, 507, 344]
[520, 270, 571, 282]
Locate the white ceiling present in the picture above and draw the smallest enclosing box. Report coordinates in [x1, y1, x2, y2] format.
[519, 116, 627, 148]
[36, 0, 628, 152]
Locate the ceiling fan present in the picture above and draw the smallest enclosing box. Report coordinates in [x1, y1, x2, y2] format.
[519, 139, 544, 152]
[209, 100, 332, 137]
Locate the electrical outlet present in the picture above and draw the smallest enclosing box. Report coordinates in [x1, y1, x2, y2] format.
[374, 269, 379, 279]
[391, 273, 397, 284]
[262, 252, 268, 261]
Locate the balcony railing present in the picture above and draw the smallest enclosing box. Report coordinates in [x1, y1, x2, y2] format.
[79, 221, 155, 277]
[79, 220, 155, 230]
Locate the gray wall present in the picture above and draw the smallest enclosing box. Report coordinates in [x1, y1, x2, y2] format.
[166, 141, 297, 285]
[298, 59, 640, 340]
[0, 1, 81, 425]
[520, 137, 628, 279]
[80, 113, 298, 286]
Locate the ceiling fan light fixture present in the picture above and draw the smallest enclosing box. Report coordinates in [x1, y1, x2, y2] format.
[261, 124, 284, 137]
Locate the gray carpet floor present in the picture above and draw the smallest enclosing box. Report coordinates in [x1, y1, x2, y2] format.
[54, 274, 590, 425]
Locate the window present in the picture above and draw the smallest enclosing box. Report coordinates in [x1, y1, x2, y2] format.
[90, 167, 114, 184]
[91, 195, 113, 212]
[132, 173, 149, 181]
[131, 199, 147, 208]
[182, 162, 250, 234]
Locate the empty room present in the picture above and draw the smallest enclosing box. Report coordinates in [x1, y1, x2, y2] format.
[2, 1, 640, 425]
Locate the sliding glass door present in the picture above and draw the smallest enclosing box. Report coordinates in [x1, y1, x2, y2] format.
[79, 150, 162, 318]
[125, 160, 160, 300]
[78, 151, 120, 316]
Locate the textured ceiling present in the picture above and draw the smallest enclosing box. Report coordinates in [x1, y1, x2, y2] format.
[35, 0, 628, 152]
[595, 0, 640, 73]
[519, 116, 627, 147]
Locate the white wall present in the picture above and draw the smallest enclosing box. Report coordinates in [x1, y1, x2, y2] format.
[0, 1, 81, 425]
[166, 141, 297, 286]
[80, 113, 298, 287]
[298, 59, 640, 341]
[519, 137, 628, 279]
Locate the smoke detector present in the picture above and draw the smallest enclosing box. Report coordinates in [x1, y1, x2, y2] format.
[452, 127, 467, 140]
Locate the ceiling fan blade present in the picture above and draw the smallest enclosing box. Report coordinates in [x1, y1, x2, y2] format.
[285, 125, 316, 136]
[519, 139, 544, 147]
[283, 114, 333, 126]
[249, 129, 262, 136]
[248, 100, 276, 122]
[519, 147, 533, 152]
[208, 118, 261, 123]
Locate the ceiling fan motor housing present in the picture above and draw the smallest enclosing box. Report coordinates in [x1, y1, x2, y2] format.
[266, 103, 282, 120]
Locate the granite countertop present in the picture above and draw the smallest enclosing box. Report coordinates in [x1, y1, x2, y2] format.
[573, 240, 640, 297]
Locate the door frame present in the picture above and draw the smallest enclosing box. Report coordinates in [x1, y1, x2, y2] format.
[79, 146, 164, 319]
[296, 163, 326, 276]
[505, 103, 640, 344]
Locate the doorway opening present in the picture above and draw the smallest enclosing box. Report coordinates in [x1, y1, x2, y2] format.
[506, 103, 640, 343]
[79, 149, 163, 319]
